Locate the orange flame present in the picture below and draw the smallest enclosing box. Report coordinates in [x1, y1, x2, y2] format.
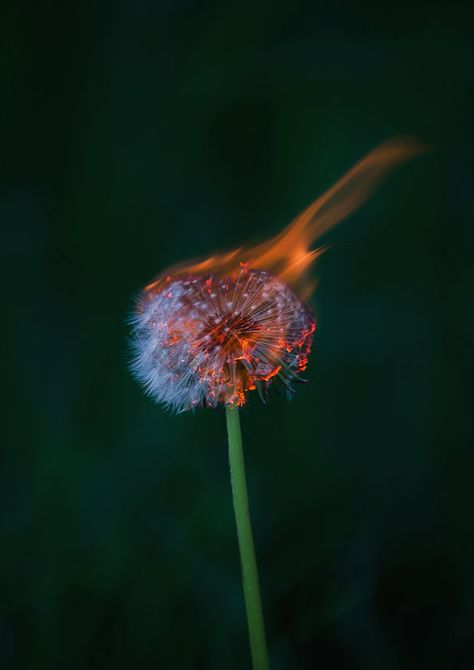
[145, 138, 423, 299]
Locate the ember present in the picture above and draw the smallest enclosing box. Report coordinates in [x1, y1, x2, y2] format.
[131, 268, 315, 411]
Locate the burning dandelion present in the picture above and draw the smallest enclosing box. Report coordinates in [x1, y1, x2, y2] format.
[128, 138, 423, 670]
[131, 268, 315, 412]
[130, 138, 421, 412]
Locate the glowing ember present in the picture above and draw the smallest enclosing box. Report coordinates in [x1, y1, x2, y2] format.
[130, 267, 315, 411]
[130, 138, 422, 411]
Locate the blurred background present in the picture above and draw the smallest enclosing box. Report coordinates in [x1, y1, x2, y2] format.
[1, 1, 473, 668]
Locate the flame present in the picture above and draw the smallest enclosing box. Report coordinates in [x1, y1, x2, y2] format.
[145, 138, 423, 299]
[132, 139, 423, 410]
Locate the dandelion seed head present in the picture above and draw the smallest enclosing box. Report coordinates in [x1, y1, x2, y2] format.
[129, 139, 422, 411]
[130, 267, 316, 412]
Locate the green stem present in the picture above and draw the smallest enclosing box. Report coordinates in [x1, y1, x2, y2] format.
[225, 406, 269, 670]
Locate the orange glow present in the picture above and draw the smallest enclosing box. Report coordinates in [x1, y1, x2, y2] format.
[145, 138, 422, 300]
[133, 139, 422, 410]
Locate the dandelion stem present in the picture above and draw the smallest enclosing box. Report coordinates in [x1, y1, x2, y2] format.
[225, 406, 269, 670]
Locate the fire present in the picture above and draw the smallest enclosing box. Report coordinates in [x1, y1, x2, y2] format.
[144, 138, 422, 300]
[131, 138, 422, 411]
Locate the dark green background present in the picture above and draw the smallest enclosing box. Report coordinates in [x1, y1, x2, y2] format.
[1, 2, 473, 668]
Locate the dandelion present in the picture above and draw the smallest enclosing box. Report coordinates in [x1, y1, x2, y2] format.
[129, 139, 422, 669]
[130, 268, 315, 412]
